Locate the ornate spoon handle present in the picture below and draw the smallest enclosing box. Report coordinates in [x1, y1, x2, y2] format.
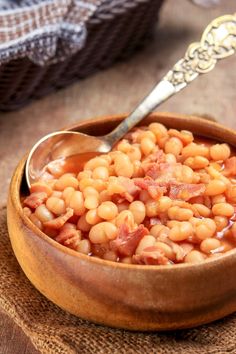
[105, 13, 236, 147]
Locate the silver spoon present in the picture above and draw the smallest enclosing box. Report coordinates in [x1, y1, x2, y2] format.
[26, 13, 236, 188]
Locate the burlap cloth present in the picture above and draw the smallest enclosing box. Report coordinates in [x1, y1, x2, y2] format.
[0, 206, 235, 353]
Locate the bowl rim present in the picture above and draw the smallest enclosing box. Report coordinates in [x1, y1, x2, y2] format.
[11, 111, 236, 272]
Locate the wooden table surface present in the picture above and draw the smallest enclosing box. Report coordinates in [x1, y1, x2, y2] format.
[0, 0, 236, 353]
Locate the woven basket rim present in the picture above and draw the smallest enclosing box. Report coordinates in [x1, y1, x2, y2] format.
[91, 0, 156, 23]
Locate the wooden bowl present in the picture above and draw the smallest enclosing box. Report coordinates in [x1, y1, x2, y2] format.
[7, 112, 236, 331]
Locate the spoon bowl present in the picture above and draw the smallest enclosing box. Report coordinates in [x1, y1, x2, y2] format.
[26, 131, 111, 186]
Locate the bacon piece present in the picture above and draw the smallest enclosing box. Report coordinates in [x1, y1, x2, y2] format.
[149, 162, 180, 183]
[157, 234, 186, 262]
[142, 150, 166, 179]
[144, 163, 160, 180]
[169, 182, 205, 201]
[124, 128, 144, 143]
[143, 149, 165, 164]
[134, 177, 167, 199]
[133, 246, 169, 265]
[44, 208, 74, 229]
[55, 227, 81, 250]
[30, 182, 52, 196]
[109, 177, 140, 203]
[111, 223, 149, 257]
[223, 157, 236, 176]
[23, 192, 47, 209]
[118, 177, 140, 202]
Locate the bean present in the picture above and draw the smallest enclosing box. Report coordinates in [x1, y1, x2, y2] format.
[114, 154, 134, 178]
[146, 200, 159, 218]
[83, 186, 99, 198]
[89, 222, 117, 243]
[77, 170, 92, 180]
[150, 225, 169, 238]
[117, 140, 131, 153]
[77, 214, 91, 232]
[107, 180, 125, 195]
[206, 166, 228, 182]
[149, 122, 167, 138]
[121, 257, 132, 264]
[167, 220, 180, 228]
[30, 182, 52, 196]
[79, 178, 94, 191]
[199, 172, 211, 184]
[205, 180, 226, 196]
[35, 204, 54, 222]
[181, 143, 209, 159]
[132, 160, 144, 177]
[29, 214, 43, 230]
[68, 191, 85, 216]
[165, 153, 177, 164]
[77, 240, 91, 254]
[214, 216, 228, 232]
[62, 187, 75, 206]
[169, 222, 193, 242]
[127, 146, 142, 162]
[23, 207, 32, 218]
[86, 209, 102, 225]
[84, 157, 109, 170]
[184, 156, 209, 169]
[55, 174, 79, 191]
[195, 218, 216, 240]
[93, 179, 107, 192]
[115, 210, 135, 228]
[129, 201, 146, 224]
[140, 137, 155, 156]
[158, 196, 172, 213]
[98, 201, 118, 220]
[164, 137, 183, 156]
[135, 235, 156, 255]
[200, 238, 221, 254]
[179, 242, 194, 256]
[84, 195, 99, 210]
[51, 191, 63, 198]
[210, 162, 222, 171]
[176, 165, 194, 184]
[46, 197, 66, 215]
[184, 250, 205, 264]
[212, 203, 234, 217]
[211, 194, 226, 205]
[210, 143, 231, 161]
[103, 251, 118, 262]
[99, 190, 111, 202]
[193, 204, 211, 217]
[141, 130, 156, 143]
[155, 241, 175, 260]
[168, 129, 194, 145]
[168, 206, 193, 221]
[92, 166, 109, 180]
[102, 154, 112, 164]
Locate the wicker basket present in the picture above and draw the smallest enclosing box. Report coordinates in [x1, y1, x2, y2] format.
[0, 0, 164, 111]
